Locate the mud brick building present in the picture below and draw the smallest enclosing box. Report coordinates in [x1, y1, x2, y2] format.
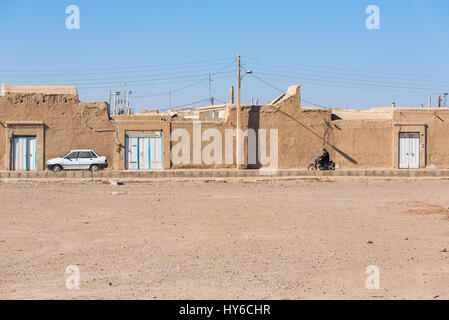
[1, 84, 448, 171]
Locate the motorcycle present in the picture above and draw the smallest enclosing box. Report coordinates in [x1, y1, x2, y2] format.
[307, 151, 336, 171]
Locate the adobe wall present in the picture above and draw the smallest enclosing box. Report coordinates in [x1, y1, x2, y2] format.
[328, 108, 449, 169]
[329, 119, 393, 168]
[393, 108, 449, 169]
[171, 117, 239, 169]
[170, 91, 332, 169]
[114, 114, 171, 170]
[0, 93, 115, 171]
[3, 88, 449, 172]
[255, 98, 331, 169]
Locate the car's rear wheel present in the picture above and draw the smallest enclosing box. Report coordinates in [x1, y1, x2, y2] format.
[89, 164, 99, 172]
[52, 165, 62, 172]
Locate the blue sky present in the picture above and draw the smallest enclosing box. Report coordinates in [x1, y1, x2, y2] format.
[0, 0, 448, 111]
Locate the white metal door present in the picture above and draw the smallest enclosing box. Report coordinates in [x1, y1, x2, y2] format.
[399, 133, 419, 169]
[13, 136, 36, 171]
[27, 138, 36, 171]
[14, 137, 27, 171]
[126, 134, 162, 170]
[150, 137, 162, 169]
[409, 136, 420, 169]
[139, 138, 150, 170]
[126, 137, 138, 170]
[399, 137, 409, 169]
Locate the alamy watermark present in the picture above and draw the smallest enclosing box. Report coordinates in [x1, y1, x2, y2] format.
[65, 5, 80, 30]
[65, 265, 80, 290]
[365, 5, 380, 30]
[170, 122, 279, 175]
[365, 265, 380, 290]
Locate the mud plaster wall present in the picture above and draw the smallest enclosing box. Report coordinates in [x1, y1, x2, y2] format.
[330, 120, 393, 168]
[329, 109, 449, 169]
[3, 92, 449, 171]
[170, 94, 332, 169]
[393, 109, 449, 169]
[114, 115, 171, 170]
[256, 98, 331, 169]
[0, 93, 115, 171]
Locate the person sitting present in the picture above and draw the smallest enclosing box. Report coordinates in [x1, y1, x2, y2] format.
[319, 148, 330, 168]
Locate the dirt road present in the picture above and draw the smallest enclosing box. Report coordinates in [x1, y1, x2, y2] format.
[1, 178, 449, 299]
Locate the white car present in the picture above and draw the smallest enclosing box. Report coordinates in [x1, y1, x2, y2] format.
[47, 150, 108, 172]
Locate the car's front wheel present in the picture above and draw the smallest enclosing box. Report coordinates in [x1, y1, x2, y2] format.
[89, 164, 99, 172]
[52, 165, 62, 172]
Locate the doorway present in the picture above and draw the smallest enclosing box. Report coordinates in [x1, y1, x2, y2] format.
[13, 136, 37, 171]
[125, 135, 162, 170]
[398, 132, 420, 169]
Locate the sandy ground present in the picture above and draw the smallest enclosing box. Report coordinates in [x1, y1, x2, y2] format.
[1, 178, 449, 300]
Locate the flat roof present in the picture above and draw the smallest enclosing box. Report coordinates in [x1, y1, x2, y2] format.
[1, 84, 78, 96]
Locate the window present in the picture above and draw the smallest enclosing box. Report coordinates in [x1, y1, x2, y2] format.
[66, 152, 79, 159]
[79, 151, 94, 158]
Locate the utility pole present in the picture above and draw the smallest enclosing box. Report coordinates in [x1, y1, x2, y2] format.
[123, 83, 128, 115]
[108, 91, 112, 114]
[443, 93, 448, 108]
[236, 54, 242, 169]
[123, 91, 128, 114]
[428, 96, 431, 108]
[126, 91, 132, 114]
[112, 91, 117, 115]
[438, 96, 442, 108]
[208, 73, 214, 105]
[169, 90, 172, 109]
[230, 86, 234, 104]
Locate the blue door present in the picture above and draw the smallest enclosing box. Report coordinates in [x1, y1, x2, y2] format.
[13, 136, 37, 171]
[126, 135, 162, 170]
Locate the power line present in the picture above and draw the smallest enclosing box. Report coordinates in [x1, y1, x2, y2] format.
[243, 56, 449, 81]
[250, 73, 284, 93]
[246, 62, 449, 88]
[241, 57, 447, 94]
[214, 98, 227, 104]
[155, 98, 211, 112]
[252, 73, 445, 96]
[1, 64, 236, 85]
[79, 74, 234, 91]
[254, 71, 448, 92]
[254, 72, 447, 92]
[3, 72, 235, 88]
[239, 57, 448, 92]
[129, 59, 236, 101]
[247, 70, 330, 108]
[0, 57, 234, 74]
